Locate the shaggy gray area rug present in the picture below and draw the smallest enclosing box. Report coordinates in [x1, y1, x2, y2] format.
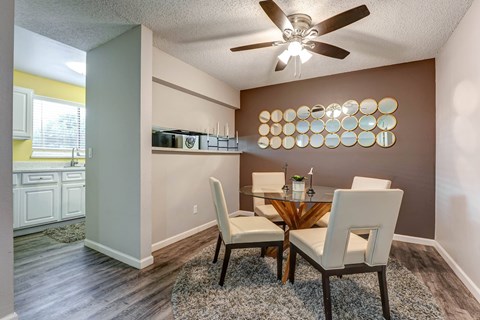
[172, 245, 444, 320]
[43, 222, 85, 243]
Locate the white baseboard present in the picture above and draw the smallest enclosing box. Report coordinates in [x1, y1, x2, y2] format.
[434, 242, 480, 303]
[0, 312, 18, 320]
[393, 234, 436, 246]
[84, 239, 153, 269]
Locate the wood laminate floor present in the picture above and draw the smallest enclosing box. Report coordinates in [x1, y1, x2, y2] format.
[14, 228, 480, 320]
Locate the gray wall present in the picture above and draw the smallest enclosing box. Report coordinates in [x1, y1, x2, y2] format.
[0, 0, 15, 318]
[85, 25, 153, 267]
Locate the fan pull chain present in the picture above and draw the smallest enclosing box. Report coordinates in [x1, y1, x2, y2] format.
[294, 56, 302, 79]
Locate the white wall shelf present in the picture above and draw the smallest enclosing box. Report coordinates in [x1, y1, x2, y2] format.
[152, 147, 241, 155]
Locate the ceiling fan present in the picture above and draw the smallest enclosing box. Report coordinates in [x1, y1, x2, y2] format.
[230, 1, 370, 72]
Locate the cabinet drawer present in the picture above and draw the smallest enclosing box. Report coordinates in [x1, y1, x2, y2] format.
[13, 174, 18, 186]
[62, 171, 85, 182]
[22, 172, 59, 185]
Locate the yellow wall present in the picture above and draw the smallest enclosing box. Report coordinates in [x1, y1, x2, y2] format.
[13, 70, 86, 162]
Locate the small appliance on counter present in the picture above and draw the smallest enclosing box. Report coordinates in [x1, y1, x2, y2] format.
[175, 135, 199, 150]
[152, 131, 175, 148]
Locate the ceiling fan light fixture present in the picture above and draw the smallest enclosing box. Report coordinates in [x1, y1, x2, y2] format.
[287, 41, 303, 56]
[299, 49, 312, 63]
[278, 50, 291, 64]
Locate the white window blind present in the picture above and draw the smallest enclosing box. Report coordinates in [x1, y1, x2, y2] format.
[32, 96, 85, 152]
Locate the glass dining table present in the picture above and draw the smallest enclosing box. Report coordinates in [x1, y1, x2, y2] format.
[240, 185, 336, 283]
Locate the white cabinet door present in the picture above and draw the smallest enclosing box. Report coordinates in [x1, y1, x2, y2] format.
[13, 86, 33, 140]
[61, 183, 85, 219]
[13, 189, 20, 229]
[19, 185, 60, 227]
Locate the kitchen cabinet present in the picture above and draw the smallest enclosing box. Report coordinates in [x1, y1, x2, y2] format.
[61, 183, 85, 219]
[19, 185, 60, 227]
[13, 86, 33, 140]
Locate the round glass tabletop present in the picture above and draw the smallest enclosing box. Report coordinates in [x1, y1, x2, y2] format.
[239, 185, 336, 203]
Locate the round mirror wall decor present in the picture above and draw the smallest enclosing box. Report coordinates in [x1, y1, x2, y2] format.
[378, 97, 398, 114]
[359, 115, 377, 131]
[341, 116, 358, 131]
[341, 131, 357, 147]
[296, 120, 310, 134]
[258, 123, 270, 136]
[284, 109, 296, 122]
[258, 136, 269, 149]
[283, 122, 296, 136]
[271, 109, 283, 123]
[311, 105, 326, 119]
[259, 110, 270, 123]
[326, 119, 341, 133]
[297, 106, 311, 120]
[342, 100, 359, 116]
[326, 103, 342, 118]
[310, 134, 324, 148]
[311, 119, 325, 133]
[358, 131, 376, 147]
[270, 123, 282, 136]
[296, 134, 309, 148]
[377, 115, 397, 131]
[360, 99, 378, 115]
[325, 134, 340, 149]
[283, 136, 295, 149]
[377, 131, 396, 148]
[270, 136, 282, 149]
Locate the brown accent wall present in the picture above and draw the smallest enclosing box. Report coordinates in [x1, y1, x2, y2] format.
[236, 59, 435, 239]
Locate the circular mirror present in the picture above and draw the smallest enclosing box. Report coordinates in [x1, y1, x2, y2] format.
[377, 131, 396, 148]
[342, 100, 359, 115]
[341, 131, 357, 147]
[258, 136, 269, 149]
[259, 110, 270, 123]
[326, 119, 341, 133]
[283, 136, 295, 149]
[377, 115, 397, 131]
[326, 103, 342, 118]
[259, 123, 270, 136]
[311, 105, 326, 119]
[360, 99, 378, 115]
[271, 109, 283, 123]
[325, 134, 340, 149]
[270, 136, 282, 149]
[283, 122, 296, 136]
[310, 134, 324, 148]
[358, 131, 376, 147]
[296, 134, 309, 148]
[296, 120, 310, 134]
[341, 116, 358, 131]
[297, 106, 311, 120]
[311, 119, 325, 133]
[270, 123, 282, 136]
[284, 108, 296, 122]
[359, 115, 377, 131]
[378, 97, 398, 114]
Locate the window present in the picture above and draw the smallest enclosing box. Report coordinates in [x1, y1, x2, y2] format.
[32, 96, 85, 158]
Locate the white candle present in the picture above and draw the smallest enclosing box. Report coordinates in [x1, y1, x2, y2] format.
[217, 122, 220, 137]
[226, 123, 229, 137]
[308, 167, 313, 175]
[236, 131, 239, 144]
[207, 131, 209, 142]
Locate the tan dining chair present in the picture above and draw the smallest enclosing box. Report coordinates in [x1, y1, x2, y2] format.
[289, 189, 404, 320]
[252, 172, 286, 227]
[316, 176, 391, 230]
[209, 177, 284, 286]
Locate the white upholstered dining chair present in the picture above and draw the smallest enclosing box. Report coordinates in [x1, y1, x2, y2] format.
[316, 176, 391, 229]
[252, 172, 285, 226]
[289, 189, 404, 320]
[209, 177, 284, 286]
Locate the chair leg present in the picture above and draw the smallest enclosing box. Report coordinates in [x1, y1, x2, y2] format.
[213, 233, 222, 263]
[260, 247, 266, 257]
[276, 243, 283, 280]
[322, 274, 333, 320]
[378, 266, 391, 320]
[288, 245, 297, 283]
[219, 245, 231, 286]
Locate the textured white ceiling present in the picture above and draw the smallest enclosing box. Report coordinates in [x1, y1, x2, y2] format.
[15, 0, 473, 90]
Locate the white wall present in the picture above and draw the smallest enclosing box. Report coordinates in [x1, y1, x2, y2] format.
[436, 0, 480, 301]
[0, 1, 16, 319]
[151, 47, 240, 248]
[85, 25, 153, 269]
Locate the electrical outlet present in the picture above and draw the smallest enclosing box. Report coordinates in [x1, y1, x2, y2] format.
[193, 205, 198, 214]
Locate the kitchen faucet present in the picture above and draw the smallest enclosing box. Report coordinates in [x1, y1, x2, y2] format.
[70, 147, 78, 167]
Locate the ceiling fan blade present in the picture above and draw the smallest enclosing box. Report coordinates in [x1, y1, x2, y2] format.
[308, 5, 370, 37]
[307, 41, 350, 59]
[275, 56, 291, 72]
[260, 0, 294, 33]
[230, 41, 279, 52]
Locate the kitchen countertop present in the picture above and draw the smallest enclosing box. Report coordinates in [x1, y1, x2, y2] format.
[13, 162, 86, 173]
